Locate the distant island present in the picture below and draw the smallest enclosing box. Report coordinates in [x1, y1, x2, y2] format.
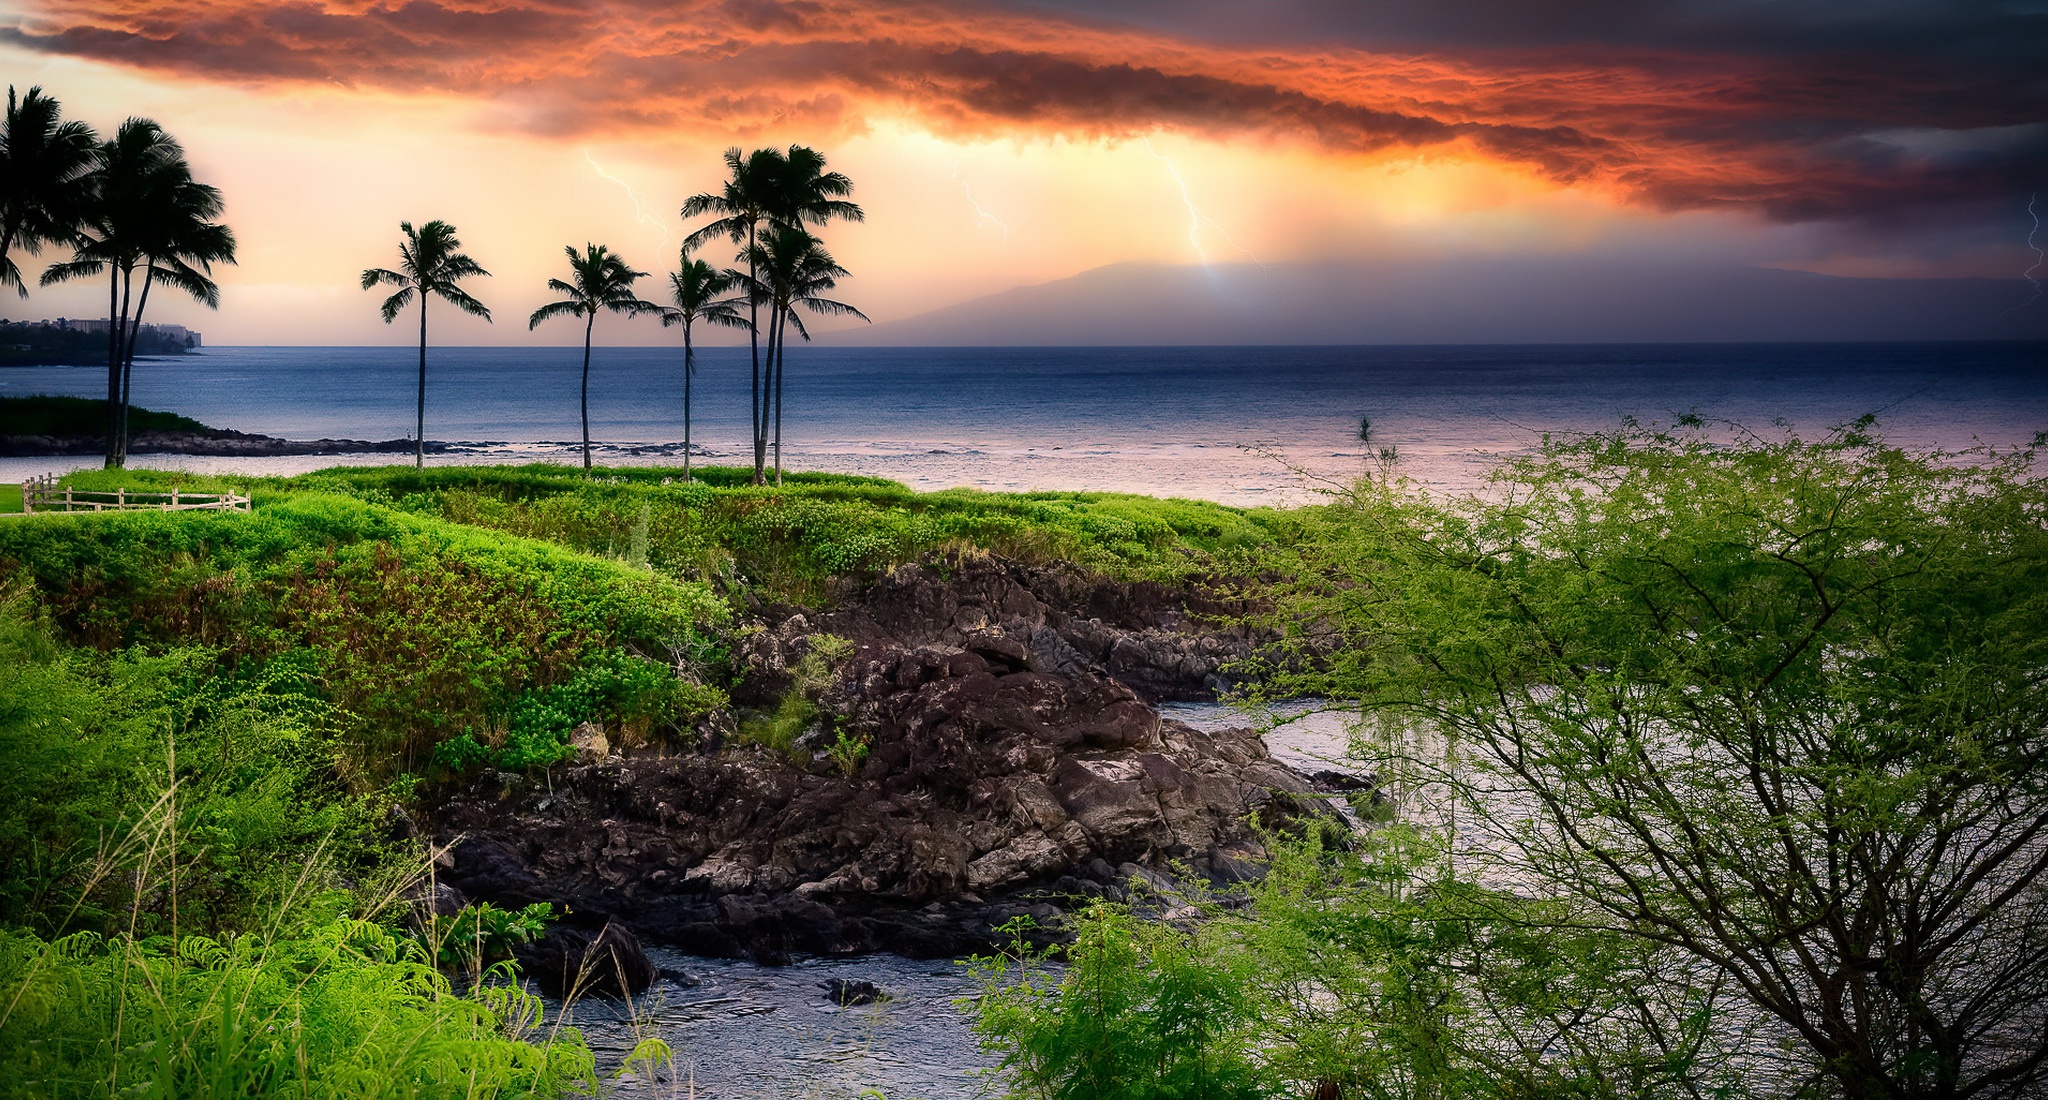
[0, 395, 439, 456]
[0, 318, 202, 366]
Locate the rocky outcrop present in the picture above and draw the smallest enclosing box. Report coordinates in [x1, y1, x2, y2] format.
[745, 552, 1274, 705]
[432, 552, 1322, 962]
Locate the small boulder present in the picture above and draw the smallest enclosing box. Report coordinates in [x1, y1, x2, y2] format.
[516, 922, 656, 1001]
[822, 979, 889, 1006]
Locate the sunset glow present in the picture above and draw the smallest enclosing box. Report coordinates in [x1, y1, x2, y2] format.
[3, 0, 2042, 343]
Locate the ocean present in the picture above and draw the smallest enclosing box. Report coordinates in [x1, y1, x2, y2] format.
[4, 342, 2044, 502]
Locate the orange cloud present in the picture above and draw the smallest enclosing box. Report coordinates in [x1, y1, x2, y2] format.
[7, 0, 2042, 223]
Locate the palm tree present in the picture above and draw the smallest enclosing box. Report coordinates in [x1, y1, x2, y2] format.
[1, 85, 98, 298]
[738, 225, 869, 485]
[682, 148, 777, 483]
[682, 145, 863, 484]
[657, 245, 749, 481]
[362, 221, 492, 469]
[528, 243, 657, 473]
[114, 170, 236, 466]
[40, 119, 233, 467]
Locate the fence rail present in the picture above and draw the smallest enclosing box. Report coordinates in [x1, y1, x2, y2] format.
[19, 473, 250, 515]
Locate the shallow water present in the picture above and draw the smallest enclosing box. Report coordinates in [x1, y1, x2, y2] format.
[545, 949, 995, 1099]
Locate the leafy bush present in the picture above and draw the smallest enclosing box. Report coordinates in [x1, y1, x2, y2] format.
[972, 828, 1724, 1100]
[412, 901, 555, 977]
[0, 492, 729, 779]
[0, 593, 382, 939]
[0, 919, 596, 1100]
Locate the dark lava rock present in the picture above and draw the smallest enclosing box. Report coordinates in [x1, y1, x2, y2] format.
[822, 979, 888, 1006]
[432, 552, 1334, 962]
[515, 922, 657, 1001]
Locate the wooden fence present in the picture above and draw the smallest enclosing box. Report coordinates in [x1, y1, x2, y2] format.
[19, 473, 250, 515]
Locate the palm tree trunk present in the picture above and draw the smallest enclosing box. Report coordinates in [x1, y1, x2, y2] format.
[120, 266, 157, 469]
[763, 303, 782, 486]
[747, 221, 764, 485]
[103, 267, 120, 467]
[682, 324, 694, 481]
[103, 265, 133, 469]
[581, 311, 595, 474]
[772, 305, 785, 487]
[416, 293, 428, 469]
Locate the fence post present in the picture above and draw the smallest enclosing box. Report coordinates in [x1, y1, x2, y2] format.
[171, 489, 180, 510]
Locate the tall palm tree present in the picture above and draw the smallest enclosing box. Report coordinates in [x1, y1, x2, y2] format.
[115, 171, 236, 466]
[682, 145, 863, 484]
[528, 243, 657, 473]
[1, 86, 98, 298]
[682, 148, 777, 482]
[657, 245, 749, 481]
[362, 220, 492, 469]
[40, 119, 220, 467]
[739, 225, 869, 485]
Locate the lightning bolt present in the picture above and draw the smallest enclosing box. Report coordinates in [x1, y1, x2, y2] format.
[2019, 191, 2044, 312]
[583, 149, 672, 248]
[1142, 137, 1265, 270]
[951, 164, 1010, 239]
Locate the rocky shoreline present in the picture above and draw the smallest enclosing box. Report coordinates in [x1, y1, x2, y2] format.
[427, 553, 1344, 967]
[0, 428, 446, 457]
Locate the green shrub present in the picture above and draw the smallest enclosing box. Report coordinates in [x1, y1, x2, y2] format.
[412, 901, 554, 978]
[0, 595, 382, 939]
[0, 919, 596, 1100]
[0, 493, 729, 779]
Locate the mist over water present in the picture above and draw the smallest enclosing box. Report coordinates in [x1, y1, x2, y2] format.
[4, 343, 2043, 501]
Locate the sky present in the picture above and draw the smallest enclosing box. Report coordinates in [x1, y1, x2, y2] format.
[2, 0, 2044, 345]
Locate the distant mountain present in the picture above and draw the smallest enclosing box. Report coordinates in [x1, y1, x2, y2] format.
[832, 259, 2048, 345]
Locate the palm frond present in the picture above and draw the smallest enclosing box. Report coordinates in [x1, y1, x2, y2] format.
[38, 257, 104, 286]
[362, 267, 409, 291]
[528, 299, 583, 329]
[795, 296, 871, 324]
[437, 284, 492, 321]
[147, 257, 220, 308]
[379, 287, 415, 323]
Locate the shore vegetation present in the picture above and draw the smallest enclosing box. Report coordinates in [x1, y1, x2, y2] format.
[973, 422, 2048, 1100]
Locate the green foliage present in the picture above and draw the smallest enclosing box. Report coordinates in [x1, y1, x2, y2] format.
[412, 901, 554, 977]
[739, 633, 852, 756]
[972, 904, 1266, 1100]
[1260, 422, 2048, 1099]
[825, 727, 871, 778]
[45, 463, 1294, 602]
[0, 919, 596, 1100]
[0, 491, 728, 778]
[0, 594, 382, 938]
[0, 394, 209, 437]
[973, 828, 1726, 1100]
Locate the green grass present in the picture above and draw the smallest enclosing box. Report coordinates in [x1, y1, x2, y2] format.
[55, 462, 1305, 601]
[0, 395, 212, 437]
[0, 485, 18, 515]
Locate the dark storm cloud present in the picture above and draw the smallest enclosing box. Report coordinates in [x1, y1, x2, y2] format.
[5, 0, 2042, 226]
